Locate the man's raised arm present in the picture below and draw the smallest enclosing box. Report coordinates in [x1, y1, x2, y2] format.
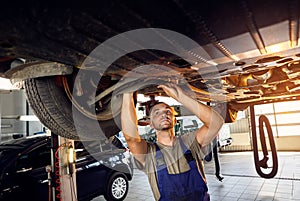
[121, 93, 147, 165]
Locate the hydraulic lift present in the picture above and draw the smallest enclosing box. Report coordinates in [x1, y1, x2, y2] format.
[49, 132, 77, 201]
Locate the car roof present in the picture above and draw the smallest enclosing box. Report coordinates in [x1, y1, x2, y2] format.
[0, 134, 49, 148]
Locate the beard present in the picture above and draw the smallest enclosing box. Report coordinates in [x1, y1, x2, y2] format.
[156, 126, 172, 131]
[152, 120, 174, 131]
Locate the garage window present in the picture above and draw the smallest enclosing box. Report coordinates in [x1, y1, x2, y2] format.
[254, 100, 300, 137]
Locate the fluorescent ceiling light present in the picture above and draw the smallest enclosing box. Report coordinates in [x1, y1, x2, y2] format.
[0, 77, 19, 90]
[18, 115, 40, 122]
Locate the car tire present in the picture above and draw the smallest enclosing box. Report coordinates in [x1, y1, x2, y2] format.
[24, 76, 121, 140]
[104, 172, 129, 201]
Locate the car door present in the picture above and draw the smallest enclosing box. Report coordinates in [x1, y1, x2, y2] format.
[75, 140, 112, 200]
[2, 144, 51, 201]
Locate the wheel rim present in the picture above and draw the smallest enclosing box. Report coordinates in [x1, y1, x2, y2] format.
[111, 177, 127, 199]
[61, 75, 118, 120]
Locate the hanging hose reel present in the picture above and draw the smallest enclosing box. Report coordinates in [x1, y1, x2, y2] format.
[249, 106, 278, 179]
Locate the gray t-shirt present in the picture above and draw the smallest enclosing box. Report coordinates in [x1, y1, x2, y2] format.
[135, 131, 209, 201]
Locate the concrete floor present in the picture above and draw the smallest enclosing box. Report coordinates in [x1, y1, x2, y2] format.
[92, 151, 300, 201]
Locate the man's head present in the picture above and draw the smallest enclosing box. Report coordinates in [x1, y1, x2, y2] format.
[149, 102, 176, 131]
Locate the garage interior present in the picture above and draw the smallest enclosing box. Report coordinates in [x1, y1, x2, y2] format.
[1, 1, 300, 200]
[1, 87, 300, 201]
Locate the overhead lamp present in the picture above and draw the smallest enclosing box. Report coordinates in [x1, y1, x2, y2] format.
[18, 115, 40, 122]
[0, 77, 19, 90]
[67, 145, 75, 164]
[67, 144, 76, 175]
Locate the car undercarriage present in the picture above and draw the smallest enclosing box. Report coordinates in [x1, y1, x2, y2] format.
[0, 0, 299, 140]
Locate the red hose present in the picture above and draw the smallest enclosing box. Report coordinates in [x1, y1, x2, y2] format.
[54, 145, 65, 201]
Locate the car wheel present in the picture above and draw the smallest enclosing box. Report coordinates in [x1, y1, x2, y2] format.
[104, 172, 129, 201]
[24, 76, 121, 140]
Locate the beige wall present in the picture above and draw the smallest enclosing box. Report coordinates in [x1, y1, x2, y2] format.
[272, 136, 300, 151]
[223, 132, 300, 151]
[224, 105, 300, 152]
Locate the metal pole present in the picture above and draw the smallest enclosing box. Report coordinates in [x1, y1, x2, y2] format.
[0, 94, 2, 142]
[25, 101, 29, 136]
[272, 103, 279, 137]
[51, 132, 59, 201]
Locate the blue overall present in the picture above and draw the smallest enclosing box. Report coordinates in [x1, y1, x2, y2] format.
[155, 138, 210, 201]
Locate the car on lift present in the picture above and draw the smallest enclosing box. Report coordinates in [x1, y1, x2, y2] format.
[0, 134, 133, 201]
[0, 0, 299, 142]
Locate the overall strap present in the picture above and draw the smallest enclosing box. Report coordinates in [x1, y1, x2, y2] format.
[178, 136, 195, 162]
[178, 136, 188, 152]
[155, 143, 166, 170]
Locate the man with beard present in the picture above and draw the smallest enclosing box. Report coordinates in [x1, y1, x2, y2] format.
[121, 83, 224, 201]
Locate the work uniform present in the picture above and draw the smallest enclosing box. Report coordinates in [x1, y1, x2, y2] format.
[136, 131, 210, 201]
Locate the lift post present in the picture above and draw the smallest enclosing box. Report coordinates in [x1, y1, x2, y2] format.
[51, 133, 77, 201]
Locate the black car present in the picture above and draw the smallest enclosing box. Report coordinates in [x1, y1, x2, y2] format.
[0, 134, 133, 201]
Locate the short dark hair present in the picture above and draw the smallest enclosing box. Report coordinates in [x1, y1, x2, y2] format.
[149, 102, 167, 115]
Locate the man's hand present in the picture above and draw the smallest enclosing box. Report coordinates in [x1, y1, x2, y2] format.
[158, 82, 224, 147]
[157, 83, 185, 102]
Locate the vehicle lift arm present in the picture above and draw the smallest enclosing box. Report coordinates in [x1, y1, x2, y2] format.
[50, 133, 77, 201]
